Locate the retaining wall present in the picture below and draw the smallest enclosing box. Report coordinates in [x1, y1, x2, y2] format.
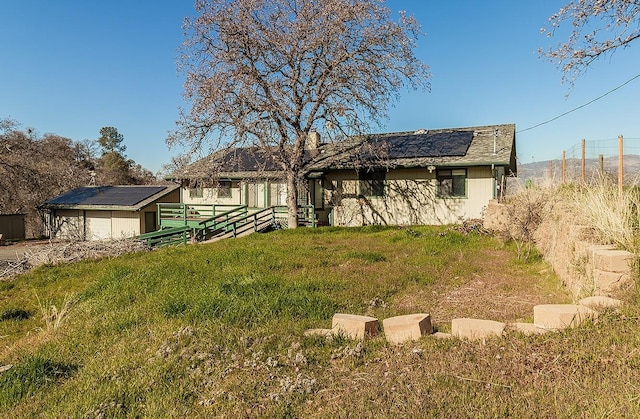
[484, 200, 636, 299]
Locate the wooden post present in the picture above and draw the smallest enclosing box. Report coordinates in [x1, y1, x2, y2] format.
[599, 154, 604, 178]
[619, 135, 624, 198]
[581, 139, 586, 187]
[562, 151, 566, 184]
[549, 160, 553, 183]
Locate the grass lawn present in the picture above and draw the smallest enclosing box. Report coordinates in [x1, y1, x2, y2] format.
[1, 225, 639, 417]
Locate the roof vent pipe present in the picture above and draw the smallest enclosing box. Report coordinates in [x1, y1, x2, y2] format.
[493, 129, 498, 156]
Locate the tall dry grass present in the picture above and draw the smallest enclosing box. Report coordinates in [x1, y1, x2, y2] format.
[572, 177, 640, 253]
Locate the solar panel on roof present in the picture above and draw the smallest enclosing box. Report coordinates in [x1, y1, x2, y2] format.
[44, 186, 167, 207]
[383, 131, 474, 159]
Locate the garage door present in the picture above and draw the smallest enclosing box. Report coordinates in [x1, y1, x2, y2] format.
[86, 211, 112, 240]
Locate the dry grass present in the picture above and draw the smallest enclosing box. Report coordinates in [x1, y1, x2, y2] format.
[571, 178, 640, 253]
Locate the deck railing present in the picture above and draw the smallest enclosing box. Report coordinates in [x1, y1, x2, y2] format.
[141, 203, 316, 247]
[157, 203, 247, 228]
[137, 226, 191, 248]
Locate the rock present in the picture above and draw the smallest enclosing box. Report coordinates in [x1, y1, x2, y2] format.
[382, 313, 432, 344]
[510, 322, 548, 336]
[533, 304, 597, 330]
[332, 313, 379, 340]
[578, 296, 622, 309]
[451, 318, 505, 341]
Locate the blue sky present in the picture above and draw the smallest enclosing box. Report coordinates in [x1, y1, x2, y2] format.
[1, 1, 638, 173]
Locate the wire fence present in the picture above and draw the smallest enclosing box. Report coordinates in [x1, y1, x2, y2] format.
[518, 136, 640, 187]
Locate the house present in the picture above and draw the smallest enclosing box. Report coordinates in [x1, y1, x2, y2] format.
[169, 123, 516, 227]
[307, 124, 517, 226]
[40, 185, 180, 240]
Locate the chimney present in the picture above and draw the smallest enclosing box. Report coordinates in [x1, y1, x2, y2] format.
[306, 130, 321, 152]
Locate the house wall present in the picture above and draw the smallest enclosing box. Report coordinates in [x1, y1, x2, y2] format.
[51, 209, 85, 240]
[181, 181, 242, 206]
[140, 188, 181, 233]
[85, 211, 112, 240]
[110, 211, 141, 239]
[53, 210, 142, 240]
[324, 166, 496, 227]
[181, 180, 288, 208]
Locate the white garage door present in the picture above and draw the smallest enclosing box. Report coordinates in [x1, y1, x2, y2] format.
[86, 211, 112, 240]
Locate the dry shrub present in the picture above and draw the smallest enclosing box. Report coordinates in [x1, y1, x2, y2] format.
[502, 183, 559, 261]
[35, 293, 77, 332]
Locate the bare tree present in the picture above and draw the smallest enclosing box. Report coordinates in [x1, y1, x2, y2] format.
[168, 0, 430, 228]
[541, 0, 640, 84]
[0, 120, 93, 236]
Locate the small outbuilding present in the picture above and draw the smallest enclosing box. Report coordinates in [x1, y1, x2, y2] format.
[40, 185, 180, 240]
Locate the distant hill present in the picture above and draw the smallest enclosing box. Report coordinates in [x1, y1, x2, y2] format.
[516, 154, 640, 184]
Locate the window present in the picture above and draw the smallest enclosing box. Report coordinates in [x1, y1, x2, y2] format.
[437, 169, 467, 197]
[270, 183, 287, 206]
[189, 187, 203, 198]
[359, 170, 385, 197]
[217, 180, 232, 198]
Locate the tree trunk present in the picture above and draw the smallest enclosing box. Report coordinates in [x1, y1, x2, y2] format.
[286, 171, 299, 229]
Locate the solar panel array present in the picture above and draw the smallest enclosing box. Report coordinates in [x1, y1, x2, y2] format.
[382, 130, 474, 159]
[44, 186, 167, 207]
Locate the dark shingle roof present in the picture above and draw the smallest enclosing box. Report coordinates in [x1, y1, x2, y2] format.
[172, 123, 517, 180]
[41, 185, 178, 210]
[306, 124, 516, 173]
[170, 147, 284, 180]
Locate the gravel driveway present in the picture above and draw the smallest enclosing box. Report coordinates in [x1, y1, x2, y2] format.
[0, 241, 49, 261]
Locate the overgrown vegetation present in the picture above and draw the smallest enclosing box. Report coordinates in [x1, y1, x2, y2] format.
[1, 226, 638, 417]
[571, 177, 640, 254]
[501, 183, 558, 261]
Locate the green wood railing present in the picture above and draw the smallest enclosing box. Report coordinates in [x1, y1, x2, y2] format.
[141, 204, 315, 247]
[137, 226, 191, 248]
[158, 203, 246, 228]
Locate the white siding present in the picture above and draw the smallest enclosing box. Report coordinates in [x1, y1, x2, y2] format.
[52, 209, 84, 240]
[182, 183, 242, 206]
[329, 166, 496, 227]
[111, 211, 140, 238]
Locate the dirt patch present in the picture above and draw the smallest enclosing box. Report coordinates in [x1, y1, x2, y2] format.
[0, 240, 51, 261]
[392, 247, 570, 329]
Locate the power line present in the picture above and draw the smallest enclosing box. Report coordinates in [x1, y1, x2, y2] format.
[517, 73, 640, 134]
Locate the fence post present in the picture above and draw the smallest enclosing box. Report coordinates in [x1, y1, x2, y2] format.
[619, 135, 624, 198]
[581, 139, 586, 187]
[598, 154, 604, 178]
[562, 151, 566, 184]
[549, 160, 553, 183]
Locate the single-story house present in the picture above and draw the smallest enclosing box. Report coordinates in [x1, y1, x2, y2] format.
[169, 123, 516, 227]
[40, 185, 180, 240]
